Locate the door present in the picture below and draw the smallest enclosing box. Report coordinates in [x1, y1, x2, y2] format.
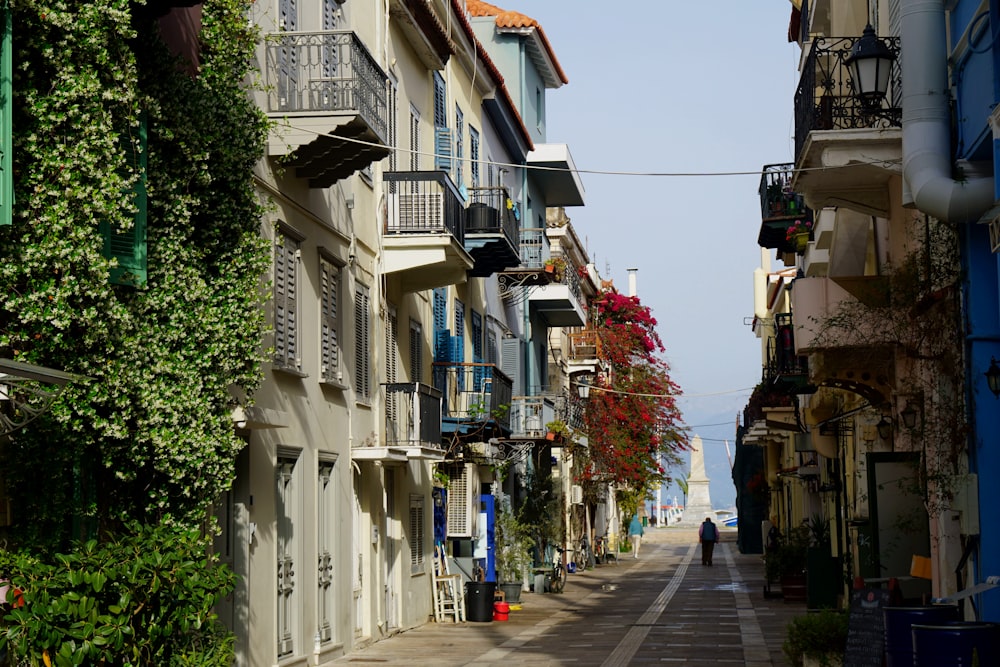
[383, 469, 399, 631]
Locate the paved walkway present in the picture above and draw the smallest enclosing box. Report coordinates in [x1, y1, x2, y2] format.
[330, 527, 806, 666]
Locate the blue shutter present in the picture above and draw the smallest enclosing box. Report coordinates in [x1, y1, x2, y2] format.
[101, 114, 148, 287]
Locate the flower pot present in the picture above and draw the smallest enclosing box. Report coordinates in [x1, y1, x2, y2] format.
[884, 605, 960, 667]
[781, 572, 807, 603]
[793, 232, 809, 253]
[499, 582, 522, 604]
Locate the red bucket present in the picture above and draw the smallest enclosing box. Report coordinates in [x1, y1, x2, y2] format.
[493, 601, 510, 622]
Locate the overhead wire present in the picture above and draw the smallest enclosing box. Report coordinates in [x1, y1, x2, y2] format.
[277, 121, 902, 179]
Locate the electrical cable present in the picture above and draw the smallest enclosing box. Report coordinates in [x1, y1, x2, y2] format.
[277, 121, 902, 178]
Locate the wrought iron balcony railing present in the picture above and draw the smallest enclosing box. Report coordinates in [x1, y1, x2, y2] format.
[758, 163, 812, 252]
[568, 330, 601, 361]
[467, 186, 519, 250]
[794, 35, 901, 161]
[432, 362, 512, 430]
[509, 395, 556, 438]
[264, 31, 388, 140]
[384, 171, 465, 244]
[763, 313, 810, 392]
[383, 382, 442, 449]
[520, 227, 546, 268]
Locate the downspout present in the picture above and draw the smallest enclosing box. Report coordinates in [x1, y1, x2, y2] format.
[901, 0, 993, 223]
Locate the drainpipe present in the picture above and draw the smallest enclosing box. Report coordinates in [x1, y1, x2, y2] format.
[901, 0, 993, 223]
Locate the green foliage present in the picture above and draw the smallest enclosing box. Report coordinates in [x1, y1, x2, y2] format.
[765, 523, 810, 582]
[0, 522, 235, 666]
[493, 497, 535, 584]
[782, 609, 848, 667]
[0, 1, 269, 547]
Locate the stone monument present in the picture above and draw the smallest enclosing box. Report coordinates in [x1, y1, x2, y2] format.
[680, 434, 714, 525]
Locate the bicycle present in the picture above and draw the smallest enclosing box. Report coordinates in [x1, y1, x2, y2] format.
[549, 547, 567, 593]
[577, 536, 592, 570]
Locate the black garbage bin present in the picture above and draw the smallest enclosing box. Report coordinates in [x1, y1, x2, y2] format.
[465, 581, 496, 622]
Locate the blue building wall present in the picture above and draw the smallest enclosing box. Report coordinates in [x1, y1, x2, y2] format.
[955, 0, 1000, 621]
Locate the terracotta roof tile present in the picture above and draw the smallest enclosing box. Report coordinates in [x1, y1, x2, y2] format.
[466, 0, 568, 84]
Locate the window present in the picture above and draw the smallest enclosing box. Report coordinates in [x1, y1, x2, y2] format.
[433, 73, 451, 173]
[101, 115, 148, 287]
[274, 229, 301, 371]
[388, 75, 399, 172]
[469, 126, 480, 188]
[432, 288, 448, 362]
[317, 457, 337, 645]
[433, 72, 447, 129]
[276, 448, 302, 657]
[455, 105, 464, 185]
[354, 284, 371, 401]
[319, 256, 341, 383]
[386, 304, 399, 422]
[409, 105, 420, 171]
[409, 494, 425, 574]
[409, 319, 423, 384]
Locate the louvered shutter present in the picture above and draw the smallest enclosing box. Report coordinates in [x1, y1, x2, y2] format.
[354, 285, 370, 400]
[320, 258, 339, 381]
[274, 232, 299, 370]
[409, 495, 425, 572]
[385, 305, 399, 423]
[446, 464, 472, 537]
[409, 320, 423, 383]
[434, 127, 453, 173]
[501, 337, 523, 396]
[101, 114, 148, 287]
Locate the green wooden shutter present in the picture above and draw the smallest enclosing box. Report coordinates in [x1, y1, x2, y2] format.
[0, 1, 12, 227]
[101, 114, 148, 286]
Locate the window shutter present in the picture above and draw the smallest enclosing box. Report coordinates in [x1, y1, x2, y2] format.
[101, 114, 148, 287]
[354, 285, 371, 399]
[446, 464, 472, 537]
[434, 328, 451, 364]
[320, 258, 339, 381]
[0, 4, 11, 227]
[409, 319, 423, 384]
[274, 232, 299, 370]
[409, 494, 425, 573]
[434, 127, 453, 173]
[501, 337, 523, 396]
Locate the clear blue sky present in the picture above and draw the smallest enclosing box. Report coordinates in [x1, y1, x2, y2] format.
[499, 1, 801, 505]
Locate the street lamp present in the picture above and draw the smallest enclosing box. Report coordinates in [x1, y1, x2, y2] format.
[846, 24, 896, 109]
[985, 357, 1000, 398]
[899, 400, 920, 430]
[576, 376, 591, 400]
[876, 415, 892, 440]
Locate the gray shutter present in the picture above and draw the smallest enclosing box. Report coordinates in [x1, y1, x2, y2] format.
[501, 337, 523, 396]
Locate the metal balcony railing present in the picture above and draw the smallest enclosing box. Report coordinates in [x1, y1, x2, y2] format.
[467, 186, 519, 251]
[520, 228, 545, 268]
[384, 171, 465, 244]
[509, 395, 556, 438]
[568, 330, 601, 361]
[759, 163, 808, 221]
[383, 382, 442, 448]
[794, 35, 901, 161]
[764, 314, 808, 384]
[432, 362, 512, 430]
[264, 31, 388, 140]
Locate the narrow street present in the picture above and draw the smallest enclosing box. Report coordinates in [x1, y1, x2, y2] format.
[331, 527, 804, 666]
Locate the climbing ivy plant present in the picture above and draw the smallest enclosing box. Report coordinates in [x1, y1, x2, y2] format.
[0, 0, 269, 547]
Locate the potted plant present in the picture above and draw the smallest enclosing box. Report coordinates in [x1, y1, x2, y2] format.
[782, 609, 848, 667]
[494, 499, 535, 603]
[785, 219, 813, 253]
[765, 523, 810, 601]
[542, 256, 567, 281]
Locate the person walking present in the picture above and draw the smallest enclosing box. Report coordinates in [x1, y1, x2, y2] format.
[628, 514, 644, 558]
[699, 515, 718, 565]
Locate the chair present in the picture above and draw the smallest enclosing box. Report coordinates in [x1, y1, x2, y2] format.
[432, 543, 466, 623]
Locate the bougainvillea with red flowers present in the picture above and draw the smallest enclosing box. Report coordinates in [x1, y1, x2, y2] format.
[581, 288, 688, 498]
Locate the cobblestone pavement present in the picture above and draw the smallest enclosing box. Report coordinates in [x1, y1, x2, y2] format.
[329, 527, 806, 666]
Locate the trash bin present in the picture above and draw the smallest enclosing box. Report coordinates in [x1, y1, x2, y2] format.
[465, 581, 496, 622]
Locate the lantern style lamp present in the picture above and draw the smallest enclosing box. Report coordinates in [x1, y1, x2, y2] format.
[846, 24, 896, 109]
[876, 415, 892, 440]
[899, 400, 920, 430]
[576, 376, 591, 400]
[985, 357, 1000, 399]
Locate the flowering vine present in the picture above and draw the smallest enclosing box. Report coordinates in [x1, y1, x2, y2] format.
[581, 288, 688, 499]
[0, 0, 269, 548]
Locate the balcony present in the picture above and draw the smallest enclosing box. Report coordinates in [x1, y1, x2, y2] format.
[383, 382, 445, 460]
[758, 164, 813, 255]
[264, 31, 390, 187]
[527, 144, 585, 207]
[465, 186, 520, 277]
[509, 395, 557, 439]
[432, 362, 512, 436]
[791, 35, 902, 217]
[497, 227, 558, 294]
[764, 314, 812, 394]
[528, 258, 586, 327]
[383, 171, 474, 292]
[565, 329, 603, 377]
[789, 277, 895, 405]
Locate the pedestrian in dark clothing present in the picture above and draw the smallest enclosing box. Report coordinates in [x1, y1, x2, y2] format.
[699, 516, 718, 565]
